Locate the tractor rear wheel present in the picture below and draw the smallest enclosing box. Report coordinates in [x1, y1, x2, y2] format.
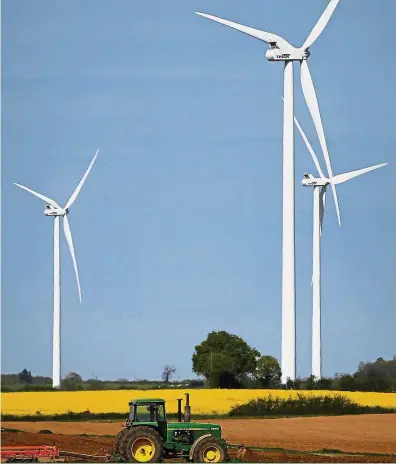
[192, 437, 226, 463]
[121, 426, 163, 463]
[112, 428, 130, 460]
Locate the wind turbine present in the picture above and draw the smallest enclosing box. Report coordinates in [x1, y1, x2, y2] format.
[195, 0, 341, 382]
[14, 150, 99, 388]
[295, 115, 386, 379]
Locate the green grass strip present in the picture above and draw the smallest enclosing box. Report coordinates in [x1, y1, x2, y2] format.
[3, 409, 396, 422]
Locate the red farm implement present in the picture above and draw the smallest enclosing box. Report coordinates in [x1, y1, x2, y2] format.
[0, 445, 62, 462]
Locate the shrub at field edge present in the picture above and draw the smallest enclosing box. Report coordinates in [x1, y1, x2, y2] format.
[229, 393, 396, 417]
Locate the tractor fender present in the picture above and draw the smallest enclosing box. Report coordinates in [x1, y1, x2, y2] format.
[189, 434, 212, 461]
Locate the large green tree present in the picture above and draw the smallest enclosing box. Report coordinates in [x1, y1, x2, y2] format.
[192, 331, 260, 388]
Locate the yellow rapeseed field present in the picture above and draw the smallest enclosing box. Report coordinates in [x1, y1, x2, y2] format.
[2, 389, 396, 416]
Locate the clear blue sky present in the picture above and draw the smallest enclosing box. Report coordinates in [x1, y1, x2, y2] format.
[2, 0, 395, 381]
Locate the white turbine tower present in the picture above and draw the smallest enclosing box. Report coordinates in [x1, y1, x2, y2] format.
[14, 150, 99, 388]
[294, 115, 387, 379]
[196, 0, 341, 382]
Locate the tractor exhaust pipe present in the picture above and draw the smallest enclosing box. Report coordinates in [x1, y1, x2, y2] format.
[184, 393, 191, 422]
[177, 398, 183, 423]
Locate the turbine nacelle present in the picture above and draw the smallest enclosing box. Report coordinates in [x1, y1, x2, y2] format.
[302, 174, 329, 187]
[44, 205, 69, 217]
[265, 46, 309, 62]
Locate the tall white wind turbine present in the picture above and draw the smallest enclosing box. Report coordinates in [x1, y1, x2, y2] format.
[14, 150, 99, 388]
[196, 0, 341, 382]
[295, 116, 387, 379]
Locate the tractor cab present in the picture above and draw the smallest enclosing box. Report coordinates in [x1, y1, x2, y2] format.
[128, 399, 167, 425]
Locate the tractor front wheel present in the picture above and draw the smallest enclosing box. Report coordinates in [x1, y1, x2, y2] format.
[121, 426, 163, 463]
[192, 437, 226, 463]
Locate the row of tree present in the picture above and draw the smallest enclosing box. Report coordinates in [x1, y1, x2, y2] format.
[2, 368, 204, 391]
[3, 331, 395, 392]
[5, 366, 179, 386]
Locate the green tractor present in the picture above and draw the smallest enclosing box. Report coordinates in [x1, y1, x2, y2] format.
[113, 393, 236, 463]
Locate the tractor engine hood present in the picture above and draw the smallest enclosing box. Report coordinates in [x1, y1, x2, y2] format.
[167, 422, 221, 431]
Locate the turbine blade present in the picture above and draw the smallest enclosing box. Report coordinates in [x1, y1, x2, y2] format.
[195, 12, 285, 45]
[302, 0, 340, 50]
[300, 60, 341, 226]
[295, 117, 326, 179]
[63, 215, 82, 303]
[333, 163, 387, 185]
[14, 183, 60, 208]
[64, 149, 99, 210]
[319, 186, 327, 236]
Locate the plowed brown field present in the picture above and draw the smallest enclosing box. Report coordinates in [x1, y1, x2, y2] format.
[2, 414, 396, 462]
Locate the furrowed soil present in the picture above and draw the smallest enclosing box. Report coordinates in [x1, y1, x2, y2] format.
[2, 414, 396, 462]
